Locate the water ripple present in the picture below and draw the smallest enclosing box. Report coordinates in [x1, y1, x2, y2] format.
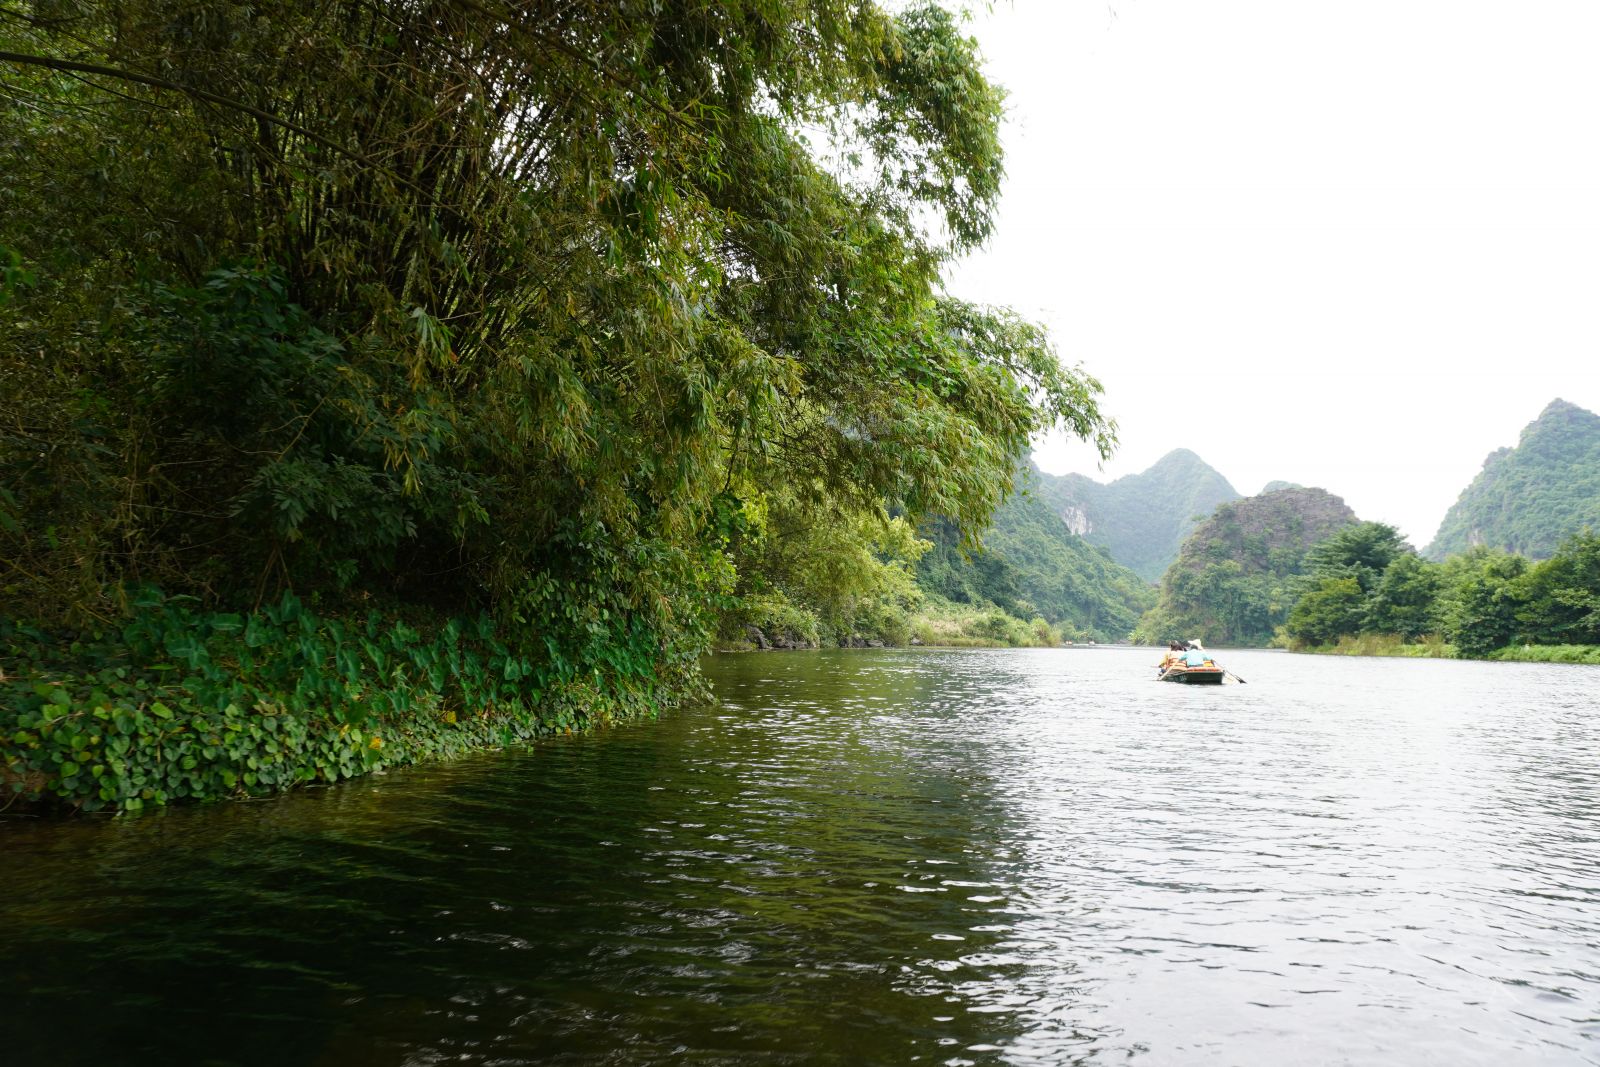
[4, 648, 1600, 1064]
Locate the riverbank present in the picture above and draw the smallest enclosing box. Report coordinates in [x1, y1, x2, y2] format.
[1287, 632, 1600, 663]
[1487, 644, 1600, 664]
[718, 594, 1086, 653]
[2, 594, 692, 814]
[7, 585, 1116, 814]
[1286, 634, 1457, 658]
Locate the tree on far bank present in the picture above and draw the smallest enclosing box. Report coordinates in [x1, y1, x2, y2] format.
[1364, 553, 1442, 639]
[1302, 522, 1410, 595]
[1437, 549, 1530, 657]
[1512, 531, 1600, 646]
[1284, 576, 1365, 645]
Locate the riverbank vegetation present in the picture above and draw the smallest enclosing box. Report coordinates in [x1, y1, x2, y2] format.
[1280, 526, 1600, 661]
[3, 592, 638, 811]
[908, 596, 1068, 648]
[1284, 633, 1456, 658]
[1136, 484, 1600, 664]
[1, 2, 1114, 810]
[1488, 644, 1600, 664]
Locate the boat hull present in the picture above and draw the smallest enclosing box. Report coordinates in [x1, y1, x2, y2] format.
[1158, 666, 1225, 684]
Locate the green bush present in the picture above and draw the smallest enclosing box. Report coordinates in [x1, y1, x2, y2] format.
[856, 603, 913, 647]
[1030, 617, 1059, 647]
[2, 591, 688, 812]
[965, 610, 1016, 643]
[717, 591, 821, 649]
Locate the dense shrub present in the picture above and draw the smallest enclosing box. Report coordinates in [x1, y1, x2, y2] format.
[2, 591, 684, 812]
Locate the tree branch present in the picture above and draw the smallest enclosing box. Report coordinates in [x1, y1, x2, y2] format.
[0, 49, 364, 165]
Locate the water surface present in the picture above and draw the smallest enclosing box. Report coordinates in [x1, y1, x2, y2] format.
[5, 648, 1600, 1064]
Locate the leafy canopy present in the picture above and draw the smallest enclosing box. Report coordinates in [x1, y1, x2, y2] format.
[1, 0, 1111, 689]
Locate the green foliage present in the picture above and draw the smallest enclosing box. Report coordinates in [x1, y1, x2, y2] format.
[1293, 632, 1455, 658]
[1, 0, 1116, 805]
[1284, 576, 1367, 645]
[1284, 532, 1600, 661]
[1353, 633, 1452, 657]
[904, 595, 1064, 648]
[2, 591, 669, 812]
[721, 590, 824, 650]
[1435, 549, 1530, 657]
[1487, 643, 1600, 664]
[1282, 522, 1415, 644]
[1138, 561, 1282, 646]
[1511, 530, 1600, 645]
[1301, 523, 1410, 593]
[0, 244, 35, 305]
[1426, 400, 1600, 560]
[1363, 553, 1442, 639]
[914, 468, 1155, 642]
[916, 517, 1024, 615]
[717, 493, 927, 647]
[979, 483, 1157, 638]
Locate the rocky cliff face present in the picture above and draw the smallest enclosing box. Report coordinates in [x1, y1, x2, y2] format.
[1170, 487, 1358, 575]
[1058, 504, 1092, 536]
[1426, 399, 1600, 560]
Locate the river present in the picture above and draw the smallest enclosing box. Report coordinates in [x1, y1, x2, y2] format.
[4, 648, 1600, 1064]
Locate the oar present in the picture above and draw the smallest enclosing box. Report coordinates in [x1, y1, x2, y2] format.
[1225, 670, 1248, 685]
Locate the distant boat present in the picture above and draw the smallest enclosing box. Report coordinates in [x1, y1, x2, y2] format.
[1156, 640, 1228, 684]
[1157, 662, 1225, 684]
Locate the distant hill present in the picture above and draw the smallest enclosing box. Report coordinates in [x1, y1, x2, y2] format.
[1135, 487, 1359, 647]
[1027, 450, 1241, 581]
[1426, 399, 1600, 561]
[1261, 480, 1303, 493]
[917, 470, 1157, 642]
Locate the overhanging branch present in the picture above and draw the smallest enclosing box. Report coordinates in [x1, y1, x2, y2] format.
[0, 49, 364, 165]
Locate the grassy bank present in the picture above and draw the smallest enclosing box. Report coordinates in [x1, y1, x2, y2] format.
[1487, 644, 1600, 664]
[1289, 633, 1600, 663]
[2, 593, 694, 814]
[715, 588, 1091, 653]
[908, 596, 1071, 648]
[1288, 633, 1457, 658]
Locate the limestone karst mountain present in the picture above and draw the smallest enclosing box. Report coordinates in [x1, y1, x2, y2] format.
[1426, 399, 1600, 561]
[1135, 486, 1360, 646]
[1024, 450, 1242, 582]
[916, 466, 1157, 642]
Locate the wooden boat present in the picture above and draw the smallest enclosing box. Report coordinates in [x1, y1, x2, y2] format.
[1157, 663, 1225, 684]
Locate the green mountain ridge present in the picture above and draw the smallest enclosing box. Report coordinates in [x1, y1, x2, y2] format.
[1136, 486, 1360, 647]
[1426, 399, 1600, 561]
[917, 468, 1157, 642]
[1026, 449, 1242, 581]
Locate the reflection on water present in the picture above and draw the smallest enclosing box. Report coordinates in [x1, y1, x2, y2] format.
[4, 648, 1600, 1064]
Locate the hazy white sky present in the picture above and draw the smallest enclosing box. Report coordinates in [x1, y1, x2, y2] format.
[945, 0, 1600, 546]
